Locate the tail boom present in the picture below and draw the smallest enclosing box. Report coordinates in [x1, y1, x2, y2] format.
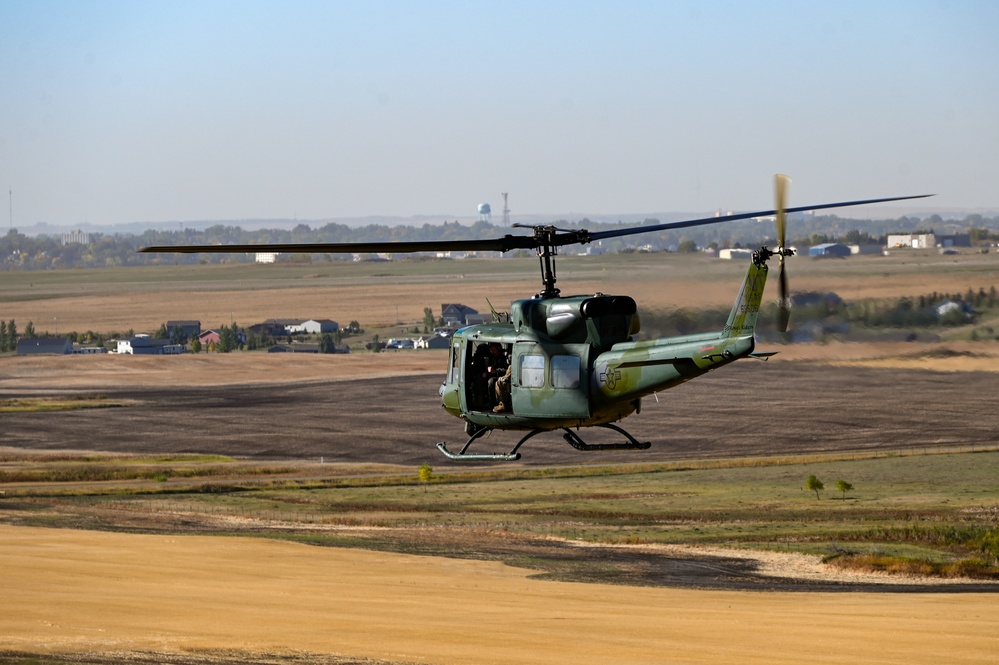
[592, 250, 773, 404]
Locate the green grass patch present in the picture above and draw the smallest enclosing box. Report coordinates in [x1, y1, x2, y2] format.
[4, 449, 998, 581]
[825, 551, 999, 580]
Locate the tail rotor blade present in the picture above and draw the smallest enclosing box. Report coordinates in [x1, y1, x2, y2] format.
[774, 174, 792, 333]
[777, 261, 791, 333]
[774, 173, 790, 249]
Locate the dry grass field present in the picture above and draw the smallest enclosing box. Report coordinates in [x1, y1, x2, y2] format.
[2, 249, 999, 664]
[3, 249, 997, 333]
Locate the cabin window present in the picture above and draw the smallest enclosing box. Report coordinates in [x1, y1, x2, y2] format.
[520, 354, 546, 388]
[450, 343, 461, 384]
[552, 355, 580, 388]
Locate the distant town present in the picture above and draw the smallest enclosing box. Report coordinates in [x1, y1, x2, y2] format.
[2, 304, 490, 357]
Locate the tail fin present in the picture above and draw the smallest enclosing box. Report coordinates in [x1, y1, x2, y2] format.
[723, 254, 769, 338]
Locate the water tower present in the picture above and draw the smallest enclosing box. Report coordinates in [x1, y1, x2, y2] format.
[477, 202, 491, 222]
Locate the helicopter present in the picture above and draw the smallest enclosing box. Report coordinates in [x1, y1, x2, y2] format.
[142, 176, 929, 461]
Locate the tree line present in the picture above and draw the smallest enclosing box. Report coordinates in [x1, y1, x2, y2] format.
[4, 212, 999, 270]
[0, 320, 18, 352]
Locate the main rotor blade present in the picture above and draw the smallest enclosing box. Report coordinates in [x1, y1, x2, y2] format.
[140, 236, 538, 255]
[585, 193, 932, 243]
[140, 193, 932, 255]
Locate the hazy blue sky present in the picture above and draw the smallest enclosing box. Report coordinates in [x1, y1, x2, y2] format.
[2, 0, 997, 227]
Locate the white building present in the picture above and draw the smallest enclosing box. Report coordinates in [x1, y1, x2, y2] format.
[415, 336, 450, 350]
[116, 335, 184, 355]
[61, 229, 91, 245]
[718, 248, 755, 260]
[887, 233, 936, 249]
[848, 244, 883, 255]
[284, 319, 339, 334]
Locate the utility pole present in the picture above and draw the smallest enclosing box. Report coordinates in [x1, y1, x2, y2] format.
[501, 192, 510, 226]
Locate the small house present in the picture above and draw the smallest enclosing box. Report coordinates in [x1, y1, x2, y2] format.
[198, 330, 221, 347]
[415, 336, 450, 350]
[248, 320, 294, 337]
[16, 337, 73, 355]
[809, 243, 851, 258]
[441, 304, 478, 326]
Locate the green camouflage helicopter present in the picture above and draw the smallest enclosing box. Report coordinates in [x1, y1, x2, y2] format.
[142, 176, 928, 461]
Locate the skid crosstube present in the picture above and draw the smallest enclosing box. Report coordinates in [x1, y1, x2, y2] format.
[437, 423, 651, 461]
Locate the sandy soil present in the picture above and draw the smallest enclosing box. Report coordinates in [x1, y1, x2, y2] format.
[2, 525, 996, 665]
[580, 540, 992, 587]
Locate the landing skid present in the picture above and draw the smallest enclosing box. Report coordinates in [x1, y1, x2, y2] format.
[562, 422, 652, 451]
[436, 425, 539, 462]
[437, 423, 651, 461]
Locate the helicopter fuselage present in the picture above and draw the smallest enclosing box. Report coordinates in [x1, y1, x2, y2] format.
[440, 259, 767, 433]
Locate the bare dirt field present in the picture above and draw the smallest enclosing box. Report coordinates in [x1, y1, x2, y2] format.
[4, 347, 999, 465]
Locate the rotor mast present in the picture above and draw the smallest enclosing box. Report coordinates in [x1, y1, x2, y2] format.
[534, 226, 561, 298]
[524, 224, 589, 299]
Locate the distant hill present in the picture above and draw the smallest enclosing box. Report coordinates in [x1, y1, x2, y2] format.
[5, 209, 998, 271]
[16, 205, 993, 238]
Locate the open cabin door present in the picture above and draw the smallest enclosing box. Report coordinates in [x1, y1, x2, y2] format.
[511, 342, 591, 419]
[441, 338, 463, 411]
[461, 339, 513, 413]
